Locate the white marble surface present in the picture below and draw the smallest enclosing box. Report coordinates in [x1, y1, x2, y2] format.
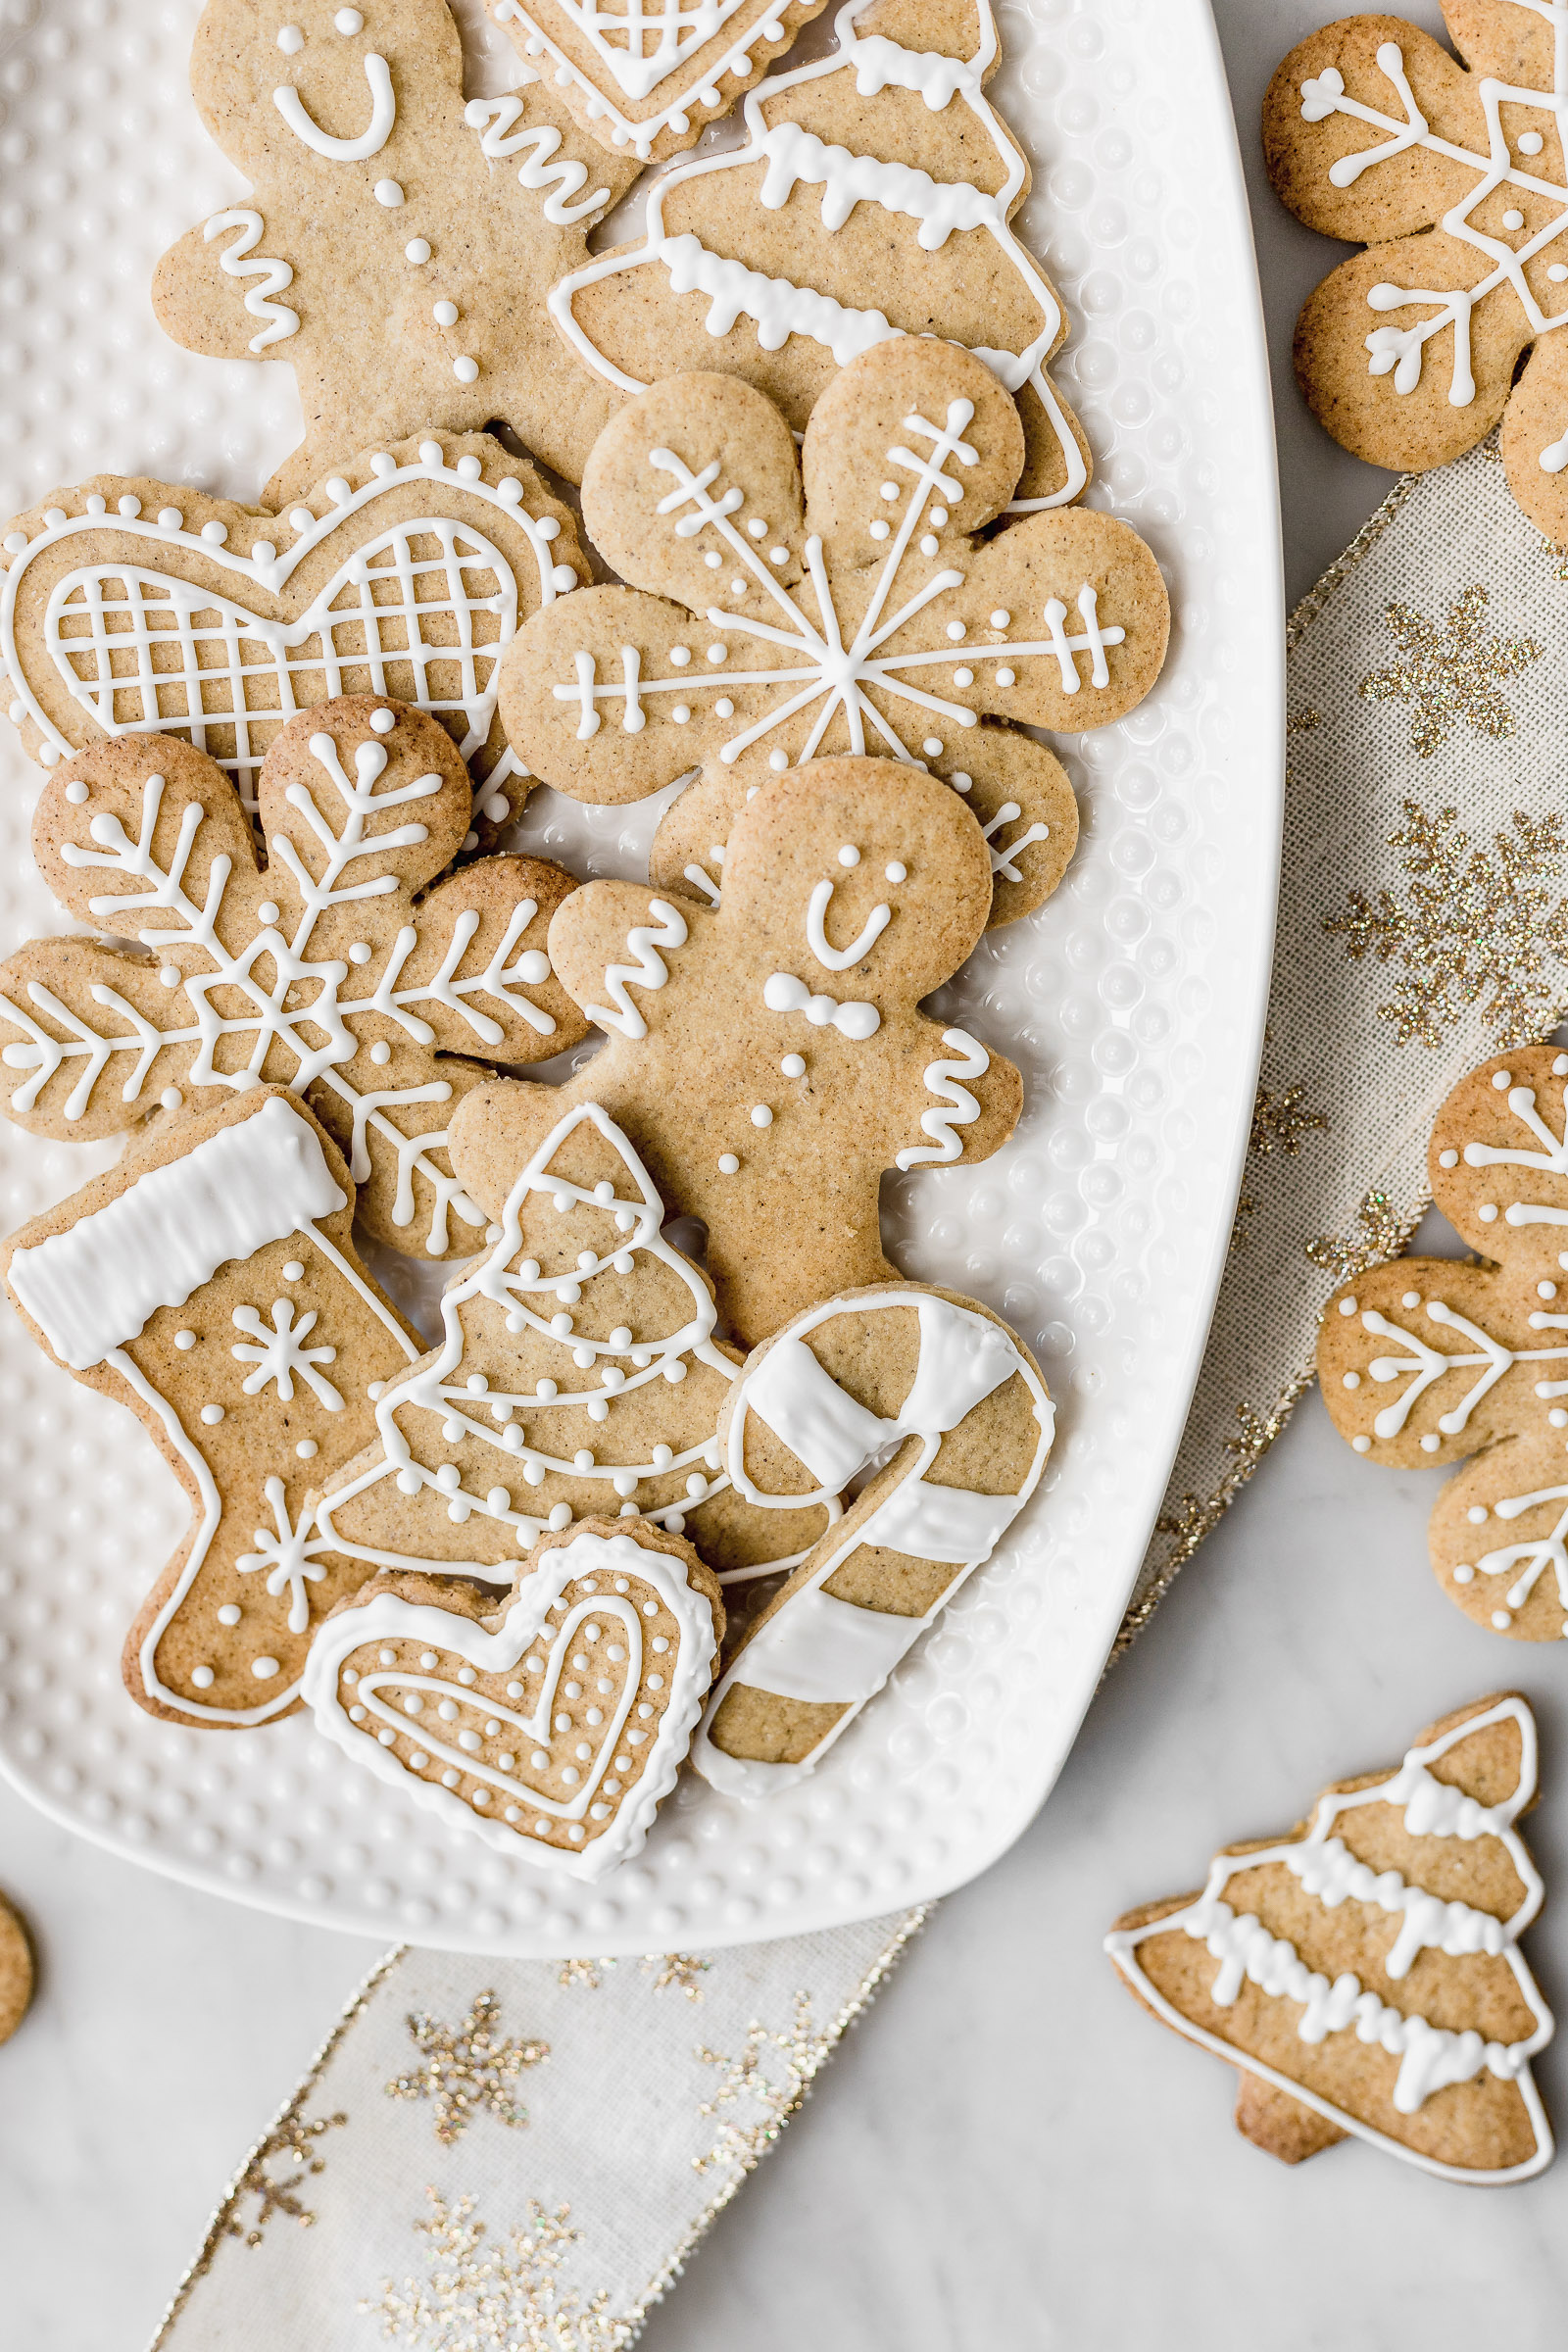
[7, 0, 1568, 2344]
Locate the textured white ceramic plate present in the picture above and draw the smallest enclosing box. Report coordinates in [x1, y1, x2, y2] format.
[0, 0, 1280, 1954]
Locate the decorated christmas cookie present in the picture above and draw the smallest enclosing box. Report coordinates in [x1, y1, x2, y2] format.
[548, 0, 1093, 506]
[0, 1894, 32, 2047]
[317, 1098, 836, 1588]
[302, 1518, 723, 1878]
[690, 1283, 1052, 1795]
[155, 0, 644, 508]
[499, 341, 1166, 836]
[0, 703, 585, 1262]
[1106, 1694, 1555, 2183]
[1263, 3, 1568, 538]
[1317, 1045, 1568, 1642]
[1, 1088, 423, 1727]
[448, 756, 1022, 1347]
[0, 431, 586, 826]
[489, 0, 828, 164]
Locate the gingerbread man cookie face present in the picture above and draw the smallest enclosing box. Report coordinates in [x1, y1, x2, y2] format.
[1318, 1045, 1568, 1641]
[449, 757, 1021, 1347]
[498, 342, 1166, 858]
[0, 702, 586, 1261]
[1263, 5, 1568, 537]
[155, 0, 644, 508]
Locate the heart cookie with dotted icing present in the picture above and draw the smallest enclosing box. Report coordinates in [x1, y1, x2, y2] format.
[302, 1518, 723, 1877]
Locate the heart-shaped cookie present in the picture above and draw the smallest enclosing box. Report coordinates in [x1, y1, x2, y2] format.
[302, 1519, 722, 1877]
[0, 430, 585, 818]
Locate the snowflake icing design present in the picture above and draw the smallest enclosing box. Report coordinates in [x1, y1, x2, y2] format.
[237, 1476, 338, 1633]
[230, 1296, 344, 1406]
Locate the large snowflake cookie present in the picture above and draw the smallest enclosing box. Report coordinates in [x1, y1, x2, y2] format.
[447, 754, 1023, 1348]
[1318, 1044, 1568, 1643]
[547, 0, 1095, 506]
[1263, 2, 1568, 537]
[1107, 1694, 1555, 2183]
[690, 1282, 1052, 1796]
[0, 702, 585, 1262]
[303, 1518, 723, 1879]
[0, 431, 585, 827]
[1, 1088, 423, 1728]
[154, 0, 645, 507]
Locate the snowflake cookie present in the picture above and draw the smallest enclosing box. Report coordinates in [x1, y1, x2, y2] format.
[1, 1088, 424, 1727]
[155, 0, 646, 508]
[1318, 1044, 1568, 1642]
[0, 701, 585, 1262]
[1263, 1, 1568, 537]
[446, 754, 1022, 1348]
[690, 1282, 1053, 1797]
[303, 1518, 723, 1878]
[1107, 1694, 1554, 2183]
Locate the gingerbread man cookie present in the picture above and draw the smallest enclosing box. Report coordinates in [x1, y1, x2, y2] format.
[0, 702, 585, 1262]
[1319, 1044, 1568, 1642]
[155, 0, 644, 509]
[1107, 1694, 1554, 2183]
[1, 1087, 424, 1727]
[1263, 4, 1568, 538]
[449, 755, 1021, 1347]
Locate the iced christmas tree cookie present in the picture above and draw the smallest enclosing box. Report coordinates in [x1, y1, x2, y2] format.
[548, 0, 1093, 507]
[303, 1518, 723, 1878]
[0, 702, 585, 1262]
[154, 0, 644, 507]
[1318, 1044, 1568, 1642]
[1, 1088, 424, 1727]
[1106, 1694, 1555, 2182]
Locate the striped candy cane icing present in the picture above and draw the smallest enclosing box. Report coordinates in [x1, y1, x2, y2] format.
[691, 1284, 1053, 1797]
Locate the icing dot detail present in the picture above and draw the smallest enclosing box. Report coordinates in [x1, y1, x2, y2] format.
[406, 237, 431, 264]
[374, 180, 405, 207]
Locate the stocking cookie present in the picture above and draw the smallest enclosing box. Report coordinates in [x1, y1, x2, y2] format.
[317, 1097, 836, 1587]
[1, 1088, 424, 1726]
[0, 702, 585, 1262]
[548, 0, 1094, 504]
[448, 756, 1022, 1346]
[1106, 1694, 1555, 2183]
[1263, 5, 1568, 538]
[0, 431, 586, 824]
[302, 1518, 722, 1879]
[690, 1283, 1052, 1796]
[500, 343, 1166, 827]
[155, 0, 644, 508]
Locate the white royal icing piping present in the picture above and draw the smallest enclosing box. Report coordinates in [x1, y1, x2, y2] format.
[760, 971, 879, 1038]
[493, 0, 794, 160]
[273, 50, 396, 161]
[895, 1029, 990, 1170]
[203, 209, 300, 351]
[464, 86, 612, 223]
[583, 899, 688, 1039]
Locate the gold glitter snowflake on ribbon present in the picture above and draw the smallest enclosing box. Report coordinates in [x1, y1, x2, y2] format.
[384, 1989, 548, 2146]
[1250, 1081, 1329, 1157]
[224, 2101, 346, 2246]
[1305, 1189, 1412, 1285]
[1358, 585, 1541, 757]
[368, 2190, 625, 2352]
[693, 1990, 830, 2176]
[1324, 801, 1568, 1048]
[644, 1954, 710, 2002]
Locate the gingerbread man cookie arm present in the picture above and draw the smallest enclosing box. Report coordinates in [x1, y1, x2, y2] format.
[889, 1018, 1020, 1172]
[544, 878, 702, 1041]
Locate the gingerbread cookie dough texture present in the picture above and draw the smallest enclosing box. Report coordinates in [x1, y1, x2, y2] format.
[154, 0, 645, 508]
[547, 0, 1094, 507]
[0, 704, 585, 1263]
[0, 1894, 32, 2047]
[1, 1088, 424, 1728]
[0, 431, 586, 835]
[1263, 1, 1568, 538]
[448, 755, 1023, 1349]
[1107, 1694, 1554, 2183]
[304, 1518, 724, 1879]
[1318, 1044, 1568, 1643]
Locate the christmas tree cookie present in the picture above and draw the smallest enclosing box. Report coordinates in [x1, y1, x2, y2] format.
[1106, 1695, 1555, 2182]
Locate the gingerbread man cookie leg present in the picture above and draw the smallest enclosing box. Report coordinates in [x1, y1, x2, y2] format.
[1, 1088, 422, 1727]
[688, 1284, 1053, 1796]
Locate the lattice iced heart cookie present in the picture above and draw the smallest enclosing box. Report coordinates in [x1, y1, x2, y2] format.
[1262, 3, 1568, 538]
[448, 755, 1023, 1347]
[689, 1283, 1052, 1796]
[1106, 1694, 1555, 2183]
[1318, 1044, 1568, 1642]
[1, 1088, 423, 1727]
[0, 431, 585, 824]
[0, 701, 586, 1261]
[317, 1097, 836, 1589]
[302, 1519, 723, 1877]
[497, 340, 1167, 813]
[489, 0, 827, 164]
